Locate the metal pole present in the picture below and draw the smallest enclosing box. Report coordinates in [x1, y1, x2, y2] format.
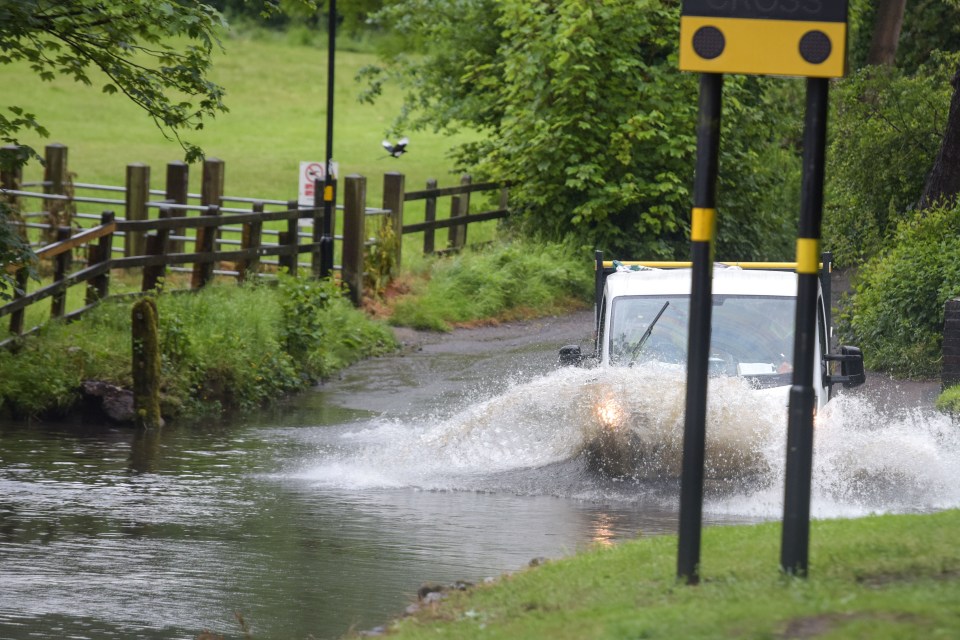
[322, 0, 336, 278]
[781, 77, 829, 577]
[677, 72, 723, 585]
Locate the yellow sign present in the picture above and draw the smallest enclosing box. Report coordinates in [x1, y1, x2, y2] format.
[679, 1, 848, 78]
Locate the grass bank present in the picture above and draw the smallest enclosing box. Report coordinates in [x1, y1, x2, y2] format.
[380, 239, 594, 331]
[372, 510, 960, 639]
[0, 275, 395, 421]
[0, 237, 593, 422]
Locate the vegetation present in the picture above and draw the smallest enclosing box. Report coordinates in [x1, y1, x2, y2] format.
[0, 274, 396, 421]
[0, 0, 228, 161]
[386, 239, 593, 331]
[363, 0, 803, 260]
[824, 57, 957, 267]
[844, 202, 960, 378]
[937, 384, 960, 414]
[371, 510, 960, 639]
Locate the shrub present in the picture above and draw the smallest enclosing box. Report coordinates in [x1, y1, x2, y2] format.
[825, 57, 957, 267]
[847, 203, 960, 378]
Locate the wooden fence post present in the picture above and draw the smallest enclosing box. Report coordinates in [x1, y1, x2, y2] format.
[142, 207, 171, 291]
[165, 161, 189, 254]
[448, 174, 471, 250]
[125, 163, 150, 256]
[8, 268, 29, 337]
[43, 143, 69, 245]
[202, 157, 225, 251]
[238, 201, 263, 284]
[88, 211, 115, 304]
[382, 172, 405, 273]
[132, 297, 163, 429]
[342, 175, 367, 306]
[201, 158, 225, 207]
[423, 178, 437, 255]
[51, 226, 71, 319]
[285, 199, 300, 274]
[191, 205, 220, 289]
[1, 145, 25, 238]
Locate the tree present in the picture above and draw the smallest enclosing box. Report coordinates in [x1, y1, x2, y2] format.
[364, 0, 801, 260]
[919, 64, 960, 209]
[866, 0, 907, 66]
[0, 0, 229, 298]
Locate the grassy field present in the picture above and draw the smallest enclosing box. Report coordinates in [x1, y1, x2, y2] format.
[2, 27, 490, 252]
[375, 510, 960, 639]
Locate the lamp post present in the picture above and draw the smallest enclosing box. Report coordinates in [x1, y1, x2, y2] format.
[321, 0, 337, 277]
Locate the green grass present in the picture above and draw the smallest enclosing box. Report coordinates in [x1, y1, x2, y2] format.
[386, 239, 594, 331]
[374, 510, 960, 639]
[936, 385, 960, 415]
[2, 27, 493, 258]
[2, 28, 504, 321]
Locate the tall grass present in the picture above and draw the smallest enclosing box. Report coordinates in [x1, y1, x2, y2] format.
[388, 240, 594, 331]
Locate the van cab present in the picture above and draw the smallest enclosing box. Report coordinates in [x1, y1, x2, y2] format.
[559, 253, 865, 410]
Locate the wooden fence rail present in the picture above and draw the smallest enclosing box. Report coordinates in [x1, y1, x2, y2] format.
[1, 145, 510, 345]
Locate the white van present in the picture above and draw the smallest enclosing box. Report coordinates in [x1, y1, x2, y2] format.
[560, 255, 865, 410]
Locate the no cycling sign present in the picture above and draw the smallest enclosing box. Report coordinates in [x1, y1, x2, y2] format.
[679, 0, 848, 78]
[298, 160, 339, 207]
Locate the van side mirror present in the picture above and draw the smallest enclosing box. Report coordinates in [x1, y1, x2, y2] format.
[825, 345, 866, 388]
[558, 345, 583, 367]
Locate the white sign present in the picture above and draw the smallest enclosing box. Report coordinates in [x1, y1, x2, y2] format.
[298, 160, 339, 206]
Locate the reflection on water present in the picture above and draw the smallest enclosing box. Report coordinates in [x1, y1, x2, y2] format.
[1, 315, 957, 639]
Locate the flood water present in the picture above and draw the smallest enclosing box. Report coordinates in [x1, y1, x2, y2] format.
[1, 311, 958, 639]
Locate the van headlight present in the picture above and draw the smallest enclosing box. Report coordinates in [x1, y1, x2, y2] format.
[595, 394, 625, 431]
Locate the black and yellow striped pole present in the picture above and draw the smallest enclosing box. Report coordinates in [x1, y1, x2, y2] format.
[676, 0, 848, 583]
[677, 72, 722, 585]
[781, 77, 829, 576]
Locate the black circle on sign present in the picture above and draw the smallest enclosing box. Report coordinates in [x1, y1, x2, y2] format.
[692, 26, 725, 60]
[799, 31, 832, 64]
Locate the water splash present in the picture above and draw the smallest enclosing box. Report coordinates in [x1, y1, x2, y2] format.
[297, 366, 960, 518]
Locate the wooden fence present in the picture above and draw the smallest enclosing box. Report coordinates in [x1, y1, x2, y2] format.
[0, 144, 509, 346]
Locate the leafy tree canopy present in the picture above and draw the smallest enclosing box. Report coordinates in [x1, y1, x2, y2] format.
[0, 0, 232, 298]
[0, 0, 229, 162]
[362, 0, 802, 259]
[824, 55, 958, 266]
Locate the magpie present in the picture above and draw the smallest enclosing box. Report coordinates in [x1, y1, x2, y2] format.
[382, 137, 409, 158]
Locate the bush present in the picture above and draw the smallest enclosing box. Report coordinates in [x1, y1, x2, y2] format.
[847, 203, 960, 378]
[825, 57, 957, 267]
[388, 240, 593, 331]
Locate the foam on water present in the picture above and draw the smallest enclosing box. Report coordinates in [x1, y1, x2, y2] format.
[297, 366, 960, 518]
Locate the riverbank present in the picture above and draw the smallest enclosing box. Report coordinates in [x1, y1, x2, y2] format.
[364, 509, 960, 639]
[0, 277, 397, 423]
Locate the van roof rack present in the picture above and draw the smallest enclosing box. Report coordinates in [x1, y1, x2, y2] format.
[592, 251, 834, 335]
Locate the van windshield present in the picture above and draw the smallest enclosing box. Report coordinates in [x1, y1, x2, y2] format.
[608, 295, 796, 376]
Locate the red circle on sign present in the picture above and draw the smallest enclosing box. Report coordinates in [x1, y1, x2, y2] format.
[304, 163, 324, 180]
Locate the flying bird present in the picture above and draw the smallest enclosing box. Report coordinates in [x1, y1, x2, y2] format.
[382, 137, 409, 158]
